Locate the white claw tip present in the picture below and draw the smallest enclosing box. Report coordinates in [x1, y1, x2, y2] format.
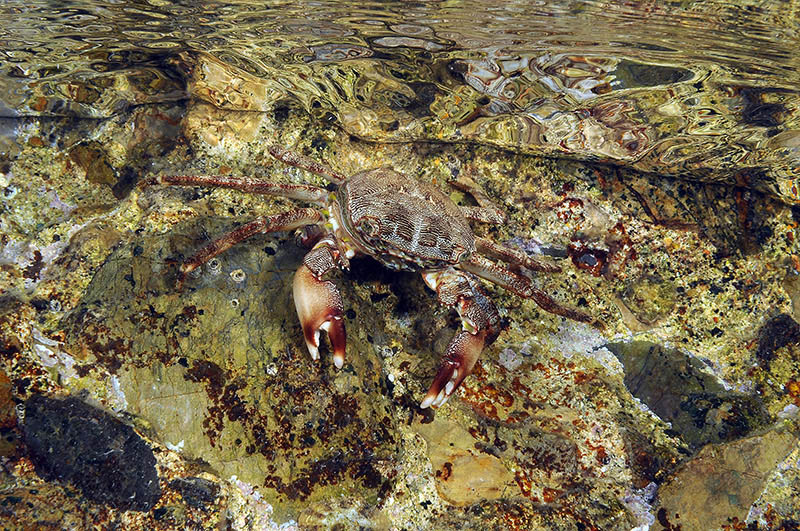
[445, 381, 455, 396]
[419, 395, 434, 409]
[333, 353, 344, 369]
[431, 388, 448, 408]
[306, 341, 320, 361]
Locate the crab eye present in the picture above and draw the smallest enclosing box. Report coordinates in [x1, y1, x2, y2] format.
[357, 217, 381, 239]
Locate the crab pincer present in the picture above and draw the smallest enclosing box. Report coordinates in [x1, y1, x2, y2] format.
[419, 269, 502, 408]
[293, 255, 347, 369]
[420, 329, 490, 409]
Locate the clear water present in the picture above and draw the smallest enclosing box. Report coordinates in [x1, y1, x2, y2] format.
[1, 0, 799, 199]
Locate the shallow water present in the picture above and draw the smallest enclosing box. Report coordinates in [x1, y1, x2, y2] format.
[2, 0, 799, 199]
[2, 2, 800, 530]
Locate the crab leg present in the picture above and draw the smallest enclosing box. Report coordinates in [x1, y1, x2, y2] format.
[420, 268, 502, 408]
[461, 254, 597, 325]
[475, 236, 561, 273]
[449, 173, 507, 224]
[139, 174, 328, 204]
[179, 208, 323, 281]
[268, 145, 347, 185]
[294, 236, 347, 368]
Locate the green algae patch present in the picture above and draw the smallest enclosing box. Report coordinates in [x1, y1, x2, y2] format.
[618, 275, 677, 326]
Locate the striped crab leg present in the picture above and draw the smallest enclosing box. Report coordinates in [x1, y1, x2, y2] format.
[461, 254, 597, 326]
[169, 208, 324, 289]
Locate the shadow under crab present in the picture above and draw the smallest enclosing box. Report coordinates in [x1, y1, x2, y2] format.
[140, 145, 598, 407]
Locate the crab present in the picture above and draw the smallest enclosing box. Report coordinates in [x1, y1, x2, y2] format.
[140, 146, 597, 408]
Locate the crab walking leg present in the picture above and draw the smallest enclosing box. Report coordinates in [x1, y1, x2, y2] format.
[461, 254, 597, 326]
[449, 173, 507, 224]
[474, 236, 561, 274]
[180, 208, 324, 280]
[139, 174, 328, 204]
[459, 206, 507, 225]
[420, 268, 502, 408]
[268, 145, 347, 185]
[294, 237, 347, 368]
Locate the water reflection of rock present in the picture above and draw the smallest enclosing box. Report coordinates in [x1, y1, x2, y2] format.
[174, 51, 800, 203]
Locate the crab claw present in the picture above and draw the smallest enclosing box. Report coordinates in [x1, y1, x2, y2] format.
[293, 263, 347, 368]
[420, 329, 488, 409]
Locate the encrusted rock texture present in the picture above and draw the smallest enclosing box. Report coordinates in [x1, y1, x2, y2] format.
[1, 94, 799, 529]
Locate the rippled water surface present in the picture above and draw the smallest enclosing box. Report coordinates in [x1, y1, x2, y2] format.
[1, 0, 799, 199]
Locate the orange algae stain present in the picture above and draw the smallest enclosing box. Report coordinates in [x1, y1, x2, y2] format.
[786, 379, 800, 406]
[514, 469, 534, 499]
[541, 487, 563, 503]
[32, 97, 48, 112]
[460, 381, 516, 422]
[572, 370, 595, 385]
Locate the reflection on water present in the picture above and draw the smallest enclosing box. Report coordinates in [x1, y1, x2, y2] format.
[0, 0, 798, 200]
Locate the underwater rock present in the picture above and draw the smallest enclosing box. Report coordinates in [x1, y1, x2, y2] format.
[62, 217, 401, 518]
[22, 394, 161, 511]
[0, 370, 17, 458]
[618, 275, 677, 326]
[607, 341, 771, 450]
[756, 313, 800, 366]
[416, 418, 519, 506]
[68, 142, 117, 189]
[0, 370, 13, 429]
[169, 477, 220, 509]
[654, 429, 797, 530]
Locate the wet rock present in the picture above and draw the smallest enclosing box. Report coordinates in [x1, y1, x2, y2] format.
[68, 142, 118, 188]
[63, 217, 401, 518]
[618, 275, 677, 326]
[417, 419, 518, 506]
[654, 429, 797, 530]
[22, 394, 161, 511]
[607, 341, 771, 450]
[0, 370, 17, 458]
[0, 370, 14, 429]
[0, 484, 89, 528]
[756, 313, 800, 365]
[169, 477, 220, 508]
[620, 427, 676, 488]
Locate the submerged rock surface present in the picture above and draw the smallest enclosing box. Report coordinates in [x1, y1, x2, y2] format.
[22, 394, 161, 511]
[0, 6, 799, 525]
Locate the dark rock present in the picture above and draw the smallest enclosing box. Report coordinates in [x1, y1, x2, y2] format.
[755, 313, 800, 365]
[607, 341, 771, 451]
[22, 394, 161, 511]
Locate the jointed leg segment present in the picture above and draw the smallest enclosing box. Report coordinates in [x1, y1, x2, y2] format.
[475, 236, 561, 273]
[449, 173, 507, 225]
[268, 145, 347, 185]
[461, 254, 596, 325]
[421, 268, 502, 408]
[139, 174, 328, 204]
[179, 208, 323, 282]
